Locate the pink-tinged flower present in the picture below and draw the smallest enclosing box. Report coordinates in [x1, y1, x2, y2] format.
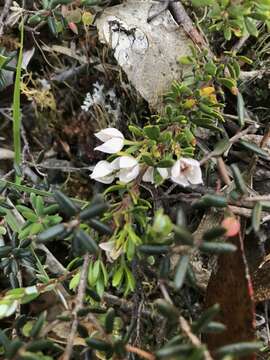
[114, 156, 140, 183]
[171, 158, 202, 187]
[142, 167, 169, 183]
[99, 241, 123, 262]
[90, 160, 115, 184]
[94, 128, 124, 154]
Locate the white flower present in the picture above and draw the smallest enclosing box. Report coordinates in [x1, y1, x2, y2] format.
[171, 158, 202, 187]
[94, 128, 124, 154]
[99, 241, 123, 262]
[90, 160, 116, 184]
[142, 167, 169, 183]
[114, 156, 140, 183]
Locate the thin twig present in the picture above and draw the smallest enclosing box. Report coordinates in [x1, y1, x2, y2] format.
[126, 344, 156, 360]
[62, 254, 90, 360]
[169, 0, 208, 48]
[0, 0, 13, 36]
[179, 316, 214, 360]
[200, 123, 259, 165]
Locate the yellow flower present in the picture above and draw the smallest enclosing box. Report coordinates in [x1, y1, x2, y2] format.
[200, 86, 217, 104]
[183, 98, 196, 109]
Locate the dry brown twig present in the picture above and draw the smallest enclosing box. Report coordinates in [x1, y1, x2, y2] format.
[62, 253, 90, 360]
[0, 0, 13, 36]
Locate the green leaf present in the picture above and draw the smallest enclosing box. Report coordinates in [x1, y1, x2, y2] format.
[92, 260, 101, 283]
[244, 17, 258, 36]
[191, 0, 214, 6]
[37, 224, 65, 242]
[218, 77, 237, 91]
[69, 272, 80, 290]
[112, 266, 124, 287]
[105, 308, 115, 334]
[252, 202, 262, 233]
[141, 153, 155, 166]
[237, 56, 253, 65]
[238, 139, 269, 159]
[237, 92, 245, 127]
[96, 277, 104, 298]
[88, 219, 113, 235]
[200, 241, 237, 254]
[174, 226, 193, 245]
[35, 196, 44, 216]
[178, 56, 193, 65]
[205, 60, 217, 76]
[156, 158, 175, 168]
[100, 261, 108, 286]
[156, 344, 193, 358]
[174, 255, 189, 290]
[138, 245, 169, 254]
[193, 195, 227, 209]
[201, 321, 226, 334]
[75, 229, 99, 255]
[79, 202, 108, 221]
[215, 342, 262, 358]
[155, 299, 179, 323]
[47, 16, 58, 36]
[212, 139, 230, 157]
[30, 312, 46, 338]
[26, 339, 55, 352]
[143, 125, 160, 141]
[85, 337, 112, 352]
[192, 304, 220, 333]
[203, 227, 226, 241]
[54, 190, 78, 217]
[124, 266, 135, 292]
[5, 338, 23, 359]
[128, 125, 143, 137]
[0, 246, 12, 257]
[231, 164, 247, 194]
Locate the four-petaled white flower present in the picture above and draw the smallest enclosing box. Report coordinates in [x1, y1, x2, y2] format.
[116, 156, 140, 184]
[99, 241, 123, 262]
[94, 128, 124, 154]
[142, 166, 169, 184]
[171, 158, 202, 187]
[90, 160, 116, 184]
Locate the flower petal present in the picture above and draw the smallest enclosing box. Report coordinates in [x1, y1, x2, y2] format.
[99, 241, 115, 252]
[110, 157, 120, 170]
[157, 167, 169, 179]
[98, 175, 115, 184]
[119, 156, 138, 169]
[94, 138, 124, 154]
[171, 173, 189, 187]
[95, 127, 124, 142]
[186, 164, 203, 184]
[142, 167, 154, 183]
[171, 160, 189, 187]
[118, 164, 140, 183]
[90, 160, 114, 178]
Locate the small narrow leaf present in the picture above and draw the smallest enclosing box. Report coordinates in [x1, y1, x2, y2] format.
[79, 203, 108, 221]
[85, 337, 112, 351]
[239, 139, 269, 159]
[54, 190, 78, 217]
[37, 224, 65, 242]
[231, 164, 247, 195]
[174, 255, 189, 290]
[200, 242, 237, 254]
[105, 308, 115, 334]
[237, 92, 245, 127]
[252, 202, 262, 233]
[215, 342, 262, 358]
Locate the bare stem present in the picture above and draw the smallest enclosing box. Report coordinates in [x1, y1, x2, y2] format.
[62, 253, 90, 360]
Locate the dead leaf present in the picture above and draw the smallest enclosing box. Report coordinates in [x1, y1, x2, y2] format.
[204, 227, 256, 360]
